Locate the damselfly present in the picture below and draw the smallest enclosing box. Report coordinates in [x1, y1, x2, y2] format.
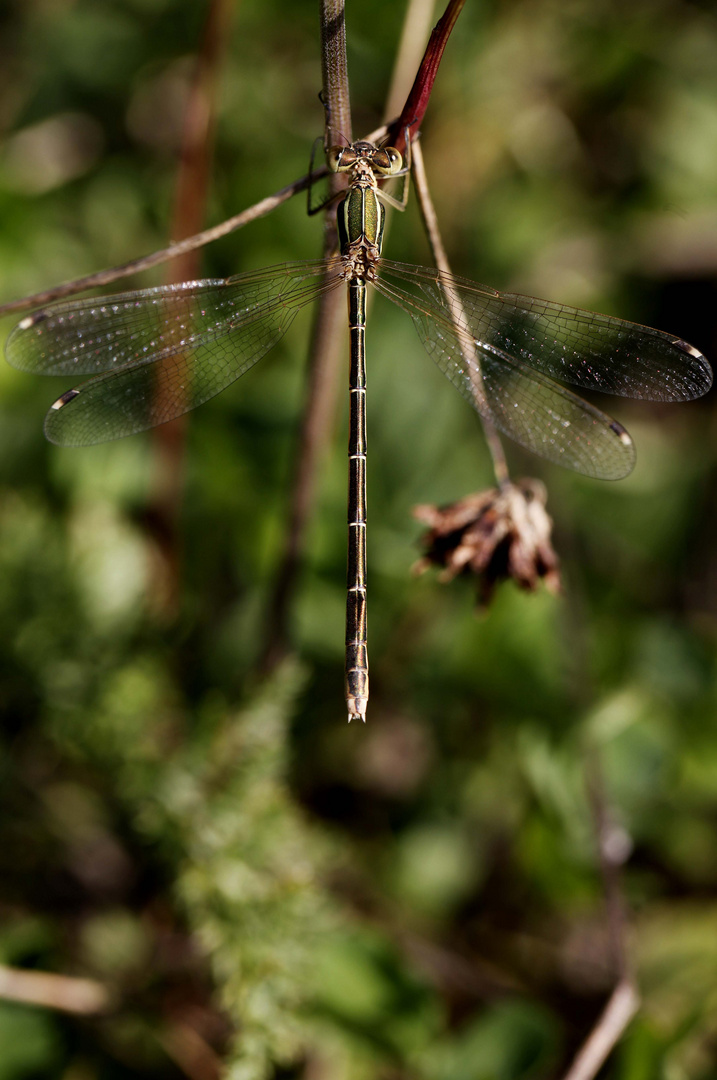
[4, 139, 712, 721]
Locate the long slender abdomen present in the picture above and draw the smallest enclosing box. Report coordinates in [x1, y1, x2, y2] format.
[345, 278, 368, 721]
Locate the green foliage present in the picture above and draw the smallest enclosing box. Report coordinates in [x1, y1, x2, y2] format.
[0, 1004, 60, 1079]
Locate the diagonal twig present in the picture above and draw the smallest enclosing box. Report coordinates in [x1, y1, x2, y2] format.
[561, 979, 639, 1080]
[0, 173, 319, 318]
[559, 749, 639, 1080]
[0, 4, 469, 319]
[411, 138, 510, 487]
[159, 1022, 223, 1080]
[0, 126, 396, 319]
[0, 964, 111, 1015]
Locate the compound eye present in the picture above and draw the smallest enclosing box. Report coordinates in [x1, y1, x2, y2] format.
[326, 147, 343, 172]
[375, 146, 402, 176]
[371, 150, 389, 173]
[327, 146, 355, 172]
[385, 147, 402, 174]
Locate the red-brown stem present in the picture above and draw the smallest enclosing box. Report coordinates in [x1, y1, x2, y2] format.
[145, 0, 234, 616]
[386, 0, 467, 158]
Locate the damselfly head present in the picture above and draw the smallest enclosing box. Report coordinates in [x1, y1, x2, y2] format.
[327, 141, 403, 176]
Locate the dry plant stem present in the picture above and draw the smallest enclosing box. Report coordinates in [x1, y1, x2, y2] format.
[0, 965, 110, 1015]
[168, 0, 233, 281]
[560, 789, 639, 1080]
[149, 0, 234, 616]
[561, 980, 639, 1080]
[0, 10, 472, 317]
[320, 0, 352, 145]
[259, 247, 346, 672]
[411, 139, 510, 487]
[259, 0, 352, 672]
[0, 175, 319, 318]
[159, 1023, 223, 1080]
[261, 0, 436, 678]
[0, 125, 389, 319]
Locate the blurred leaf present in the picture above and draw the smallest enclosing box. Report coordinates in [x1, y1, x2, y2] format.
[0, 1004, 61, 1079]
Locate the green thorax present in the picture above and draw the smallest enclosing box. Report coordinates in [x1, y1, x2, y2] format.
[337, 183, 386, 258]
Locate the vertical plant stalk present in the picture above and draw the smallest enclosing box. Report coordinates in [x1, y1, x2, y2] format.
[320, 0, 352, 146]
[261, 0, 467, 675]
[560, 981, 639, 1080]
[147, 0, 235, 615]
[259, 0, 352, 673]
[411, 139, 510, 487]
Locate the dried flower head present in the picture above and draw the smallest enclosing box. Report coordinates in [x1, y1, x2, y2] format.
[413, 479, 560, 604]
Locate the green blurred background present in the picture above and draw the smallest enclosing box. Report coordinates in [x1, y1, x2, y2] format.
[1, 0, 717, 1076]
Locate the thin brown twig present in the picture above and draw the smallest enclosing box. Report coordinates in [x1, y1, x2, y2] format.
[159, 1022, 223, 1080]
[260, 3, 466, 674]
[561, 979, 639, 1080]
[0, 123, 391, 320]
[259, 0, 352, 672]
[0, 11, 469, 320]
[0, 173, 319, 318]
[167, 0, 234, 279]
[411, 138, 510, 487]
[0, 964, 111, 1015]
[559, 768, 639, 1080]
[259, 282, 347, 673]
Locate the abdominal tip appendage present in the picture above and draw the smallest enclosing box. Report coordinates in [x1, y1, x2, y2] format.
[347, 697, 367, 723]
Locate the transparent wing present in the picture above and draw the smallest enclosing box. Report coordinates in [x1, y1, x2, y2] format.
[379, 260, 712, 402]
[374, 274, 636, 480]
[6, 260, 343, 445]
